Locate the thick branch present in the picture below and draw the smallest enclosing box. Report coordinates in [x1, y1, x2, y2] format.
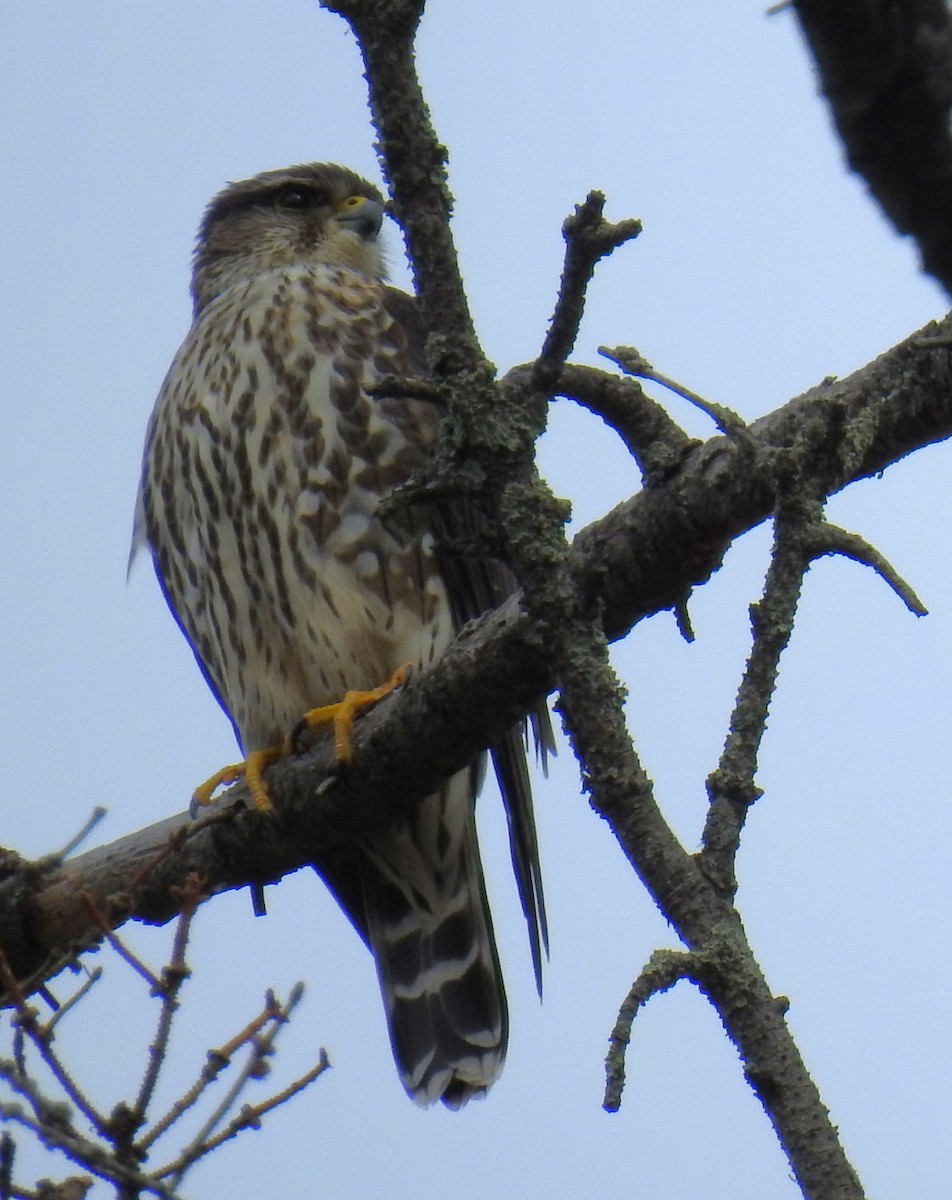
[4, 313, 952, 986]
[321, 0, 482, 375]
[573, 314, 952, 640]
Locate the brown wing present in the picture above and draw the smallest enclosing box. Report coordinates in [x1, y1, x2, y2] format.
[380, 287, 552, 990]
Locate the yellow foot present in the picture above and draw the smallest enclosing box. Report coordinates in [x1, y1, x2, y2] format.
[191, 665, 412, 814]
[294, 663, 413, 764]
[192, 744, 286, 813]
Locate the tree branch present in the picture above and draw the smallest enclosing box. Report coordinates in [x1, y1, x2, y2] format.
[320, 0, 483, 376]
[793, 0, 952, 296]
[10, 8, 952, 1192]
[701, 498, 817, 895]
[572, 315, 952, 640]
[536, 193, 641, 383]
[3, 311, 951, 988]
[546, 362, 698, 482]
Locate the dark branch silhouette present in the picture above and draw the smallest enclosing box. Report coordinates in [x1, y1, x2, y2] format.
[793, 0, 952, 296]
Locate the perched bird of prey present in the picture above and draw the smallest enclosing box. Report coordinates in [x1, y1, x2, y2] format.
[132, 163, 548, 1108]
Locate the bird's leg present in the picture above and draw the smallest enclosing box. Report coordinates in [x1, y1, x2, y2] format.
[191, 664, 412, 814]
[293, 663, 413, 763]
[192, 744, 287, 813]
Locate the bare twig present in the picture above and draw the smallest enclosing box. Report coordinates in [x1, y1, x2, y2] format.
[368, 374, 444, 404]
[0, 1094, 174, 1200]
[155, 1050, 330, 1183]
[44, 971, 102, 1034]
[159, 983, 309, 1190]
[2, 901, 325, 1198]
[547, 361, 697, 480]
[136, 990, 285, 1153]
[700, 485, 926, 896]
[34, 1177, 93, 1200]
[701, 499, 817, 892]
[55, 811, 107, 864]
[0, 1131, 13, 1200]
[78, 894, 163, 993]
[128, 889, 201, 1133]
[600, 345, 755, 446]
[535, 193, 641, 384]
[604, 948, 703, 1111]
[0, 951, 108, 1141]
[802, 522, 928, 616]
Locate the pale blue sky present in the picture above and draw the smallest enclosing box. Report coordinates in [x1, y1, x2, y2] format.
[2, 4, 949, 1197]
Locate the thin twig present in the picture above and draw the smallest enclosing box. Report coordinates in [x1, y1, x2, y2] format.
[160, 984, 306, 1191]
[78, 895, 163, 992]
[0, 952, 27, 1012]
[519, 361, 697, 481]
[133, 1052, 226, 1156]
[209, 991, 285, 1062]
[368, 374, 444, 403]
[536, 192, 641, 384]
[56, 811, 108, 864]
[130, 897, 199, 1128]
[803, 523, 928, 615]
[12, 1025, 107, 1144]
[44, 971, 102, 1034]
[0, 1131, 13, 1200]
[136, 990, 285, 1153]
[155, 1050, 330, 1182]
[0, 952, 108, 1140]
[600, 345, 755, 447]
[700, 499, 816, 892]
[0, 1101, 175, 1200]
[10, 1027, 26, 1082]
[604, 949, 694, 1111]
[33, 1177, 93, 1200]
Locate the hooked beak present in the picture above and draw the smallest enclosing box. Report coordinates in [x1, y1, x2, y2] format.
[336, 195, 384, 241]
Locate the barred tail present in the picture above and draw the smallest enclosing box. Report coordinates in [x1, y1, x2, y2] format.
[361, 773, 507, 1108]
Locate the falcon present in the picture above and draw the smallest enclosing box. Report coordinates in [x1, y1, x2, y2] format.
[132, 163, 549, 1107]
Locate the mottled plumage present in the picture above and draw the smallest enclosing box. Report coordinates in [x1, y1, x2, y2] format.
[132, 163, 548, 1107]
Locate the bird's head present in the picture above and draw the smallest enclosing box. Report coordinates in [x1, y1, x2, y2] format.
[191, 163, 386, 314]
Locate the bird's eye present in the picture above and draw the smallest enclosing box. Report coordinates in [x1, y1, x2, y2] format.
[275, 187, 313, 210]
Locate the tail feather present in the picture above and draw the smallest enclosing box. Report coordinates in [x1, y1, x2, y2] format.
[360, 773, 507, 1108]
